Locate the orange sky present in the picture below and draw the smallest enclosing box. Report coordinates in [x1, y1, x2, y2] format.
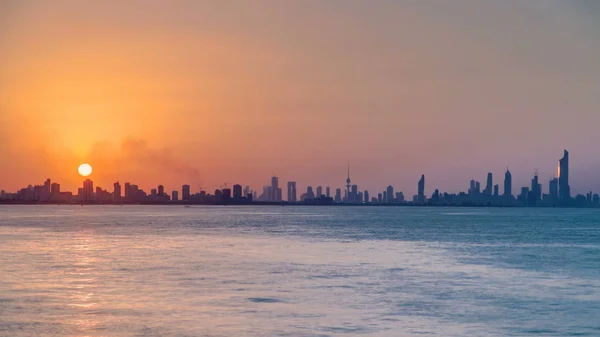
[1, 1, 600, 195]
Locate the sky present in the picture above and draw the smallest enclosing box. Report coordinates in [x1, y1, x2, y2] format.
[1, 0, 600, 196]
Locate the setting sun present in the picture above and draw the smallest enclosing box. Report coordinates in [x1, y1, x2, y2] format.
[78, 163, 93, 177]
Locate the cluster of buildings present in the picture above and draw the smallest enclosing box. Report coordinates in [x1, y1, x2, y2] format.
[1, 150, 599, 207]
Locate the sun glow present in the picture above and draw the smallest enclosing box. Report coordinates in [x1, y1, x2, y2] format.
[78, 163, 93, 177]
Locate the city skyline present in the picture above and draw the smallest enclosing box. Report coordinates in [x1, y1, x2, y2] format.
[2, 2, 600, 196]
[2, 149, 599, 207]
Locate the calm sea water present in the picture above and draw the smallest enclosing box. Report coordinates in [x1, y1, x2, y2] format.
[0, 205, 599, 336]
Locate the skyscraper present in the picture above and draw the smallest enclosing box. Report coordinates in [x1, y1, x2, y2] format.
[182, 185, 191, 201]
[316, 186, 323, 198]
[50, 183, 60, 197]
[386, 185, 394, 203]
[485, 173, 493, 196]
[233, 184, 242, 200]
[326, 187, 331, 198]
[418, 174, 425, 204]
[113, 182, 121, 202]
[287, 181, 297, 202]
[124, 182, 131, 201]
[558, 149, 570, 202]
[158, 185, 164, 197]
[493, 184, 499, 197]
[172, 190, 179, 201]
[335, 188, 341, 203]
[83, 179, 94, 201]
[364, 190, 369, 203]
[504, 169, 512, 198]
[531, 173, 541, 203]
[271, 176, 281, 202]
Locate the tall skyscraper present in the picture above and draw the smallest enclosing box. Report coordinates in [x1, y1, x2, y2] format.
[558, 149, 570, 202]
[351, 185, 358, 202]
[386, 185, 394, 203]
[316, 186, 323, 198]
[364, 190, 369, 203]
[287, 181, 297, 202]
[335, 188, 341, 203]
[271, 176, 281, 202]
[485, 173, 493, 196]
[233, 184, 242, 200]
[531, 173, 541, 203]
[418, 174, 425, 204]
[158, 185, 165, 197]
[326, 187, 331, 198]
[493, 184, 499, 197]
[113, 182, 121, 202]
[503, 169, 512, 198]
[172, 190, 179, 201]
[124, 182, 131, 201]
[83, 179, 94, 201]
[182, 185, 191, 201]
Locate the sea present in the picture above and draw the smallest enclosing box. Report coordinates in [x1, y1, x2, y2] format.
[0, 205, 599, 337]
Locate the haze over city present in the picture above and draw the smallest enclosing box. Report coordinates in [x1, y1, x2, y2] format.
[2, 1, 600, 195]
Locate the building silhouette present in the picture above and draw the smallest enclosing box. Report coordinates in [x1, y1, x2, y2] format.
[182, 185, 191, 201]
[113, 182, 121, 202]
[559, 149, 570, 202]
[271, 176, 282, 202]
[335, 188, 341, 203]
[504, 169, 512, 198]
[485, 173, 493, 196]
[287, 181, 297, 202]
[345, 164, 352, 202]
[386, 185, 394, 203]
[418, 175, 425, 204]
[82, 179, 94, 202]
[50, 183, 60, 197]
[351, 185, 358, 203]
[233, 184, 243, 201]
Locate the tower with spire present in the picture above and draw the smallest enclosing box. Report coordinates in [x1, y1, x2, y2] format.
[345, 164, 351, 203]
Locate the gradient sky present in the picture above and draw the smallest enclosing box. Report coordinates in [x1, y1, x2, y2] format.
[1, 0, 600, 196]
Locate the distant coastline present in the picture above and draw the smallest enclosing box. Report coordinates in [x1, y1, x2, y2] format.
[1, 200, 598, 208]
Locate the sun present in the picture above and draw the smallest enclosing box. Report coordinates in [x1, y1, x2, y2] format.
[78, 163, 93, 177]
